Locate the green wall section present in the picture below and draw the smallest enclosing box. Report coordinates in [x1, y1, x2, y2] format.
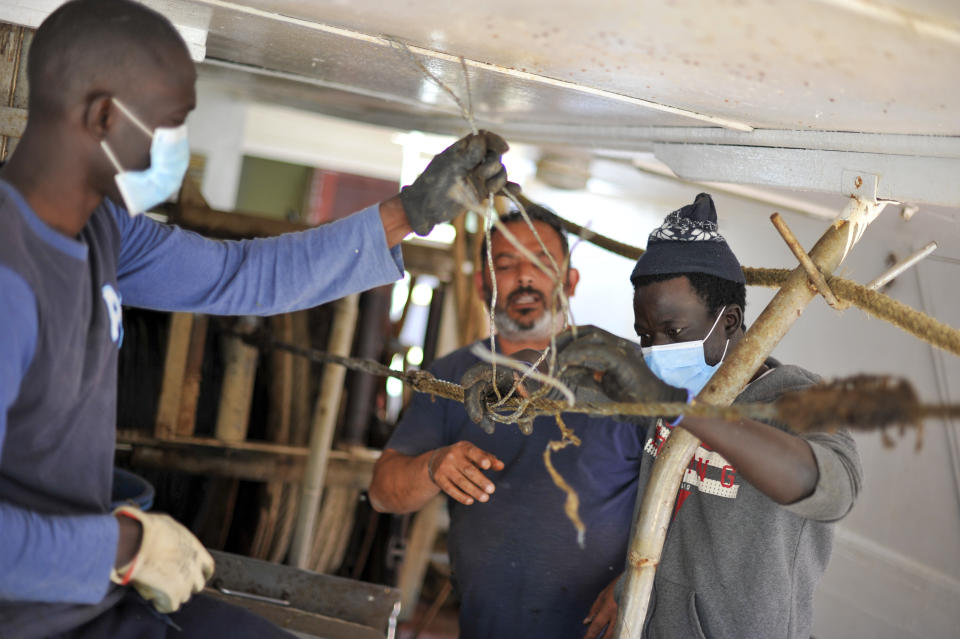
[235, 155, 311, 221]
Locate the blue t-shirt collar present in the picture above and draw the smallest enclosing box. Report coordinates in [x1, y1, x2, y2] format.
[0, 179, 88, 262]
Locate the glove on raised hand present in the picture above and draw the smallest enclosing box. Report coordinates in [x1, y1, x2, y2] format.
[461, 348, 544, 435]
[555, 326, 688, 405]
[110, 506, 215, 614]
[400, 130, 518, 236]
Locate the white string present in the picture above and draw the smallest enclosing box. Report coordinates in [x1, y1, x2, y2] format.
[484, 198, 502, 401]
[388, 38, 478, 135]
[490, 346, 552, 409]
[460, 56, 475, 131]
[391, 41, 580, 424]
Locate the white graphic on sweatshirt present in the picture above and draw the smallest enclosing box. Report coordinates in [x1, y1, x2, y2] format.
[643, 419, 740, 499]
[101, 283, 123, 345]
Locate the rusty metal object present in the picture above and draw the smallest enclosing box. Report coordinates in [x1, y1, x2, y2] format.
[770, 212, 843, 309]
[614, 198, 884, 638]
[208, 549, 400, 638]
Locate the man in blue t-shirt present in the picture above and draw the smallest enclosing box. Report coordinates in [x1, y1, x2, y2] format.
[369, 206, 647, 639]
[0, 1, 515, 637]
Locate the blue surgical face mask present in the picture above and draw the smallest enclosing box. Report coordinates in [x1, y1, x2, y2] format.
[100, 98, 189, 216]
[641, 309, 729, 395]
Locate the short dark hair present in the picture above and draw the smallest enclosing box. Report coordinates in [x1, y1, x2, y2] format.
[479, 203, 570, 267]
[632, 271, 746, 325]
[28, 0, 188, 117]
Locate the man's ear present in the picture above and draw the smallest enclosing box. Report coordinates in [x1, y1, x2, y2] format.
[723, 304, 744, 338]
[564, 267, 580, 298]
[83, 92, 114, 140]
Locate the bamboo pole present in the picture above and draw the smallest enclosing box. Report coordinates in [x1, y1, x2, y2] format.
[215, 317, 261, 443]
[289, 294, 360, 569]
[614, 199, 886, 637]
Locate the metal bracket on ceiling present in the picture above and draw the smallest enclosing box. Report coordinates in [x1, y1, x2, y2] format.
[652, 143, 960, 208]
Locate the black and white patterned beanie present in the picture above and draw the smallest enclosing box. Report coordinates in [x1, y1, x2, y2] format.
[630, 193, 745, 285]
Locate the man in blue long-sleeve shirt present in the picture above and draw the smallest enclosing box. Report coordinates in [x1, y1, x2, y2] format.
[0, 1, 515, 636]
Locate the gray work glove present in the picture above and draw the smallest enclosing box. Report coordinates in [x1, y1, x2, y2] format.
[462, 349, 543, 435]
[400, 130, 519, 236]
[555, 326, 688, 405]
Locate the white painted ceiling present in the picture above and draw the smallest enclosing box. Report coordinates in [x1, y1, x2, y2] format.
[3, 0, 960, 206]
[174, 0, 960, 207]
[184, 0, 960, 136]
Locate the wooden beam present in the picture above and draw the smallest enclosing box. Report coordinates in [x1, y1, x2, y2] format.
[290, 294, 360, 569]
[215, 320, 260, 443]
[0, 105, 25, 138]
[396, 495, 444, 621]
[176, 314, 208, 437]
[117, 432, 378, 488]
[155, 313, 195, 439]
[0, 24, 30, 160]
[250, 313, 297, 560]
[451, 213, 471, 346]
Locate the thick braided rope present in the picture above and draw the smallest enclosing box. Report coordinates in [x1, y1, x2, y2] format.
[742, 266, 960, 356]
[540, 212, 960, 358]
[257, 338, 960, 436]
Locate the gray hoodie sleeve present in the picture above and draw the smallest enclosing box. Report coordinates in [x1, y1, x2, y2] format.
[738, 363, 863, 523]
[781, 429, 863, 521]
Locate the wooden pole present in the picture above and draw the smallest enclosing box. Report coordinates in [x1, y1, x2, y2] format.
[451, 213, 471, 345]
[250, 313, 296, 559]
[156, 313, 196, 439]
[215, 317, 260, 443]
[397, 495, 444, 621]
[614, 199, 886, 637]
[0, 23, 30, 161]
[176, 315, 208, 437]
[289, 294, 360, 568]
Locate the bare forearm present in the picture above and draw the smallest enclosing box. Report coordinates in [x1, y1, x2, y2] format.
[378, 196, 413, 248]
[369, 449, 439, 513]
[680, 416, 818, 505]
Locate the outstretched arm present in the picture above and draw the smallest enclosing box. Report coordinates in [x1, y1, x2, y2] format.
[369, 443, 503, 513]
[114, 130, 515, 316]
[369, 449, 438, 514]
[114, 201, 404, 315]
[556, 328, 859, 518]
[678, 416, 818, 505]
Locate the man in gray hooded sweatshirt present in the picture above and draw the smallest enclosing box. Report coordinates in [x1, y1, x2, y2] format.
[529, 194, 861, 638]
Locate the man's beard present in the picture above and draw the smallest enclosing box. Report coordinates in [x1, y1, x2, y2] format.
[489, 286, 566, 341]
